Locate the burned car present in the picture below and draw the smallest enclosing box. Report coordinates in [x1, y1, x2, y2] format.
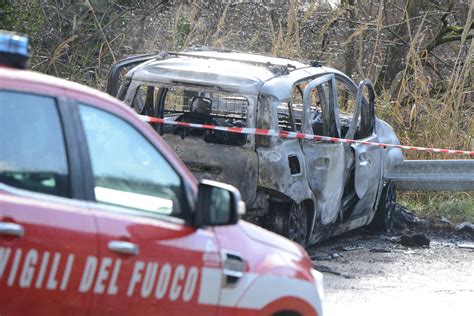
[107, 49, 472, 245]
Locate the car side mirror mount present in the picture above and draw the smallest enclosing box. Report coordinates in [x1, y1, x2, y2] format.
[193, 179, 245, 228]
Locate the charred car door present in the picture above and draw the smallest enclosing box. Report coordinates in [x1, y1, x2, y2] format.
[301, 74, 346, 226]
[347, 80, 383, 218]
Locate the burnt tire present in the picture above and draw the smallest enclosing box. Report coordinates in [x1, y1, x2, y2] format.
[275, 202, 308, 246]
[369, 180, 396, 232]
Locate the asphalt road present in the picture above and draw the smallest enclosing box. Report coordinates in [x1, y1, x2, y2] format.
[308, 229, 474, 316]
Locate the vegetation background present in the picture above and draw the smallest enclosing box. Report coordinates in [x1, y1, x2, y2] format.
[1, 0, 473, 222]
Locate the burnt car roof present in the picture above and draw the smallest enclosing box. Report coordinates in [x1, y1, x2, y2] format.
[126, 50, 351, 100]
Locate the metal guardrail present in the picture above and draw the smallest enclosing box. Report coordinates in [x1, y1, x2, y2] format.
[386, 160, 474, 191]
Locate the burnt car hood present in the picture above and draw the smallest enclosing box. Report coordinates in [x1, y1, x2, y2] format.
[238, 221, 304, 258]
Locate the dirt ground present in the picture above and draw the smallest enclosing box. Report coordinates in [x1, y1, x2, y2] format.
[307, 212, 474, 316]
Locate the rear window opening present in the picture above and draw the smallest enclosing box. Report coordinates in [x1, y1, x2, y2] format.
[133, 85, 249, 146]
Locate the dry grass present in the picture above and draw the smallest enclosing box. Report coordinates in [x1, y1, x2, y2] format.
[400, 192, 474, 223]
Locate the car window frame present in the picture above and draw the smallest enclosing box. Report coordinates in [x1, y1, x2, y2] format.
[332, 74, 376, 139]
[0, 89, 88, 201]
[70, 99, 194, 224]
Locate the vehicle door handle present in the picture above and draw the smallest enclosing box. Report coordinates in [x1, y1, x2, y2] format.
[0, 222, 24, 237]
[315, 157, 330, 169]
[108, 240, 139, 256]
[222, 250, 246, 286]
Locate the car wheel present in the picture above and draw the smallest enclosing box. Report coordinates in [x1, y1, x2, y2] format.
[275, 202, 308, 246]
[369, 180, 396, 232]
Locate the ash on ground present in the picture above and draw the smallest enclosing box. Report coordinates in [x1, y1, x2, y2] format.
[308, 204, 474, 316]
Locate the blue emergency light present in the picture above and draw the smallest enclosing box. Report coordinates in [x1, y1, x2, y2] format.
[0, 30, 29, 69]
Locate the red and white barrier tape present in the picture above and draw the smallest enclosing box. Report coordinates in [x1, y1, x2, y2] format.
[140, 115, 474, 156]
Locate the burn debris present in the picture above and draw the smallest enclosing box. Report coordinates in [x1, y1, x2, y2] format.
[391, 204, 426, 231]
[399, 233, 430, 248]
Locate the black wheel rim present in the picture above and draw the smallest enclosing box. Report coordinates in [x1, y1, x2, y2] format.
[287, 203, 307, 245]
